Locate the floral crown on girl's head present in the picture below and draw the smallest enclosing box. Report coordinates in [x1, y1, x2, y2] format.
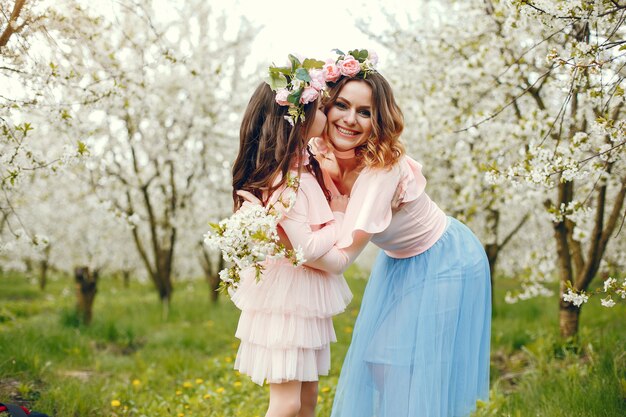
[266, 54, 327, 126]
[324, 48, 378, 82]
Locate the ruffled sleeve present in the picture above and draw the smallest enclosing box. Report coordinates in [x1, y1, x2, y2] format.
[336, 156, 427, 248]
[282, 172, 334, 225]
[400, 156, 427, 202]
[271, 172, 340, 262]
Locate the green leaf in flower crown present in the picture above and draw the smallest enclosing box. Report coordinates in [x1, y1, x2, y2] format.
[332, 48, 346, 56]
[266, 70, 288, 90]
[288, 89, 303, 105]
[348, 49, 369, 61]
[302, 58, 325, 70]
[295, 68, 311, 82]
[288, 54, 301, 70]
[270, 65, 292, 76]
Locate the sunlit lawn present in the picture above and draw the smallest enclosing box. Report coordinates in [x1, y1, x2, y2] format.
[0, 266, 624, 416]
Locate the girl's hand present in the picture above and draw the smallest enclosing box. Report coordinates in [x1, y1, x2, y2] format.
[236, 190, 262, 205]
[391, 181, 407, 213]
[330, 194, 349, 213]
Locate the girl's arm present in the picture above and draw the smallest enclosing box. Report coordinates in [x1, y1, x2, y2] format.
[236, 190, 345, 263]
[279, 214, 341, 262]
[304, 231, 372, 275]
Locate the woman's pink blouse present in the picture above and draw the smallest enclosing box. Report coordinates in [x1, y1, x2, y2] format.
[326, 156, 448, 259]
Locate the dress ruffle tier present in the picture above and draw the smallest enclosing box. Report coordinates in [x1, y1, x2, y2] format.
[233, 261, 351, 385]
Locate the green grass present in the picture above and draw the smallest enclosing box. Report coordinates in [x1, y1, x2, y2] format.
[0, 269, 624, 416]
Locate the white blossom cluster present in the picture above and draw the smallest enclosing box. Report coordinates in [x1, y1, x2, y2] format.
[504, 249, 556, 304]
[562, 288, 589, 307]
[561, 276, 626, 308]
[204, 187, 305, 293]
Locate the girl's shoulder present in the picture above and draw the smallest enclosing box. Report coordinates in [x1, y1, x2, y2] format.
[282, 170, 332, 225]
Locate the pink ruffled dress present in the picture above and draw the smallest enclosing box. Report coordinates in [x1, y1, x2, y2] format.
[230, 171, 352, 385]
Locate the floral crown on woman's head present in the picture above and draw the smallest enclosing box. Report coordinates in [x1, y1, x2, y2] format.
[266, 54, 327, 126]
[324, 48, 378, 82]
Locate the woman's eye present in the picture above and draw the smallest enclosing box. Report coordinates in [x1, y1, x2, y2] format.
[359, 110, 371, 117]
[335, 102, 347, 109]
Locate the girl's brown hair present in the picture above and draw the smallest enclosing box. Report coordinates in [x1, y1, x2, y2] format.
[324, 72, 405, 169]
[232, 82, 326, 210]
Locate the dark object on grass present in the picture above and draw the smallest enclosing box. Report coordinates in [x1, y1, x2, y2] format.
[0, 402, 51, 417]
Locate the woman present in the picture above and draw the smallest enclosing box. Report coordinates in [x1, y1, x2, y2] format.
[306, 51, 491, 417]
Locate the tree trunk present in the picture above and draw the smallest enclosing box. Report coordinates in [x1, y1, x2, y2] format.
[75, 267, 98, 325]
[200, 245, 222, 303]
[39, 259, 48, 290]
[38, 246, 51, 290]
[211, 256, 225, 302]
[122, 269, 130, 288]
[559, 301, 580, 338]
[484, 242, 498, 309]
[154, 248, 174, 319]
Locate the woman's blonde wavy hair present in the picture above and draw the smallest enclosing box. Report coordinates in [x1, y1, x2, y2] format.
[324, 72, 405, 169]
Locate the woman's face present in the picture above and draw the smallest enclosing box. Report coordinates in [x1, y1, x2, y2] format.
[306, 100, 327, 139]
[326, 80, 373, 152]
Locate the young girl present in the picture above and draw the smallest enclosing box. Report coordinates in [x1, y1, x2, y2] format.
[229, 64, 352, 417]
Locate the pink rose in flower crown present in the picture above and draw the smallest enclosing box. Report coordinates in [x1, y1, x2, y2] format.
[309, 69, 326, 91]
[275, 88, 290, 106]
[324, 60, 341, 82]
[338, 55, 361, 77]
[300, 86, 319, 104]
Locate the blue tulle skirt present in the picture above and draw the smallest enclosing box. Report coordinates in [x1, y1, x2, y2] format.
[331, 218, 491, 417]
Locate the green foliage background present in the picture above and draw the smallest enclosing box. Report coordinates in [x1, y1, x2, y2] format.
[0, 267, 624, 416]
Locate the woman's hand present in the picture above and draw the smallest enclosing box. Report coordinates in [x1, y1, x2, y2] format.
[330, 194, 349, 213]
[309, 137, 341, 181]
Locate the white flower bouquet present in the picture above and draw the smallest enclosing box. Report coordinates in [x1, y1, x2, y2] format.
[204, 176, 305, 293]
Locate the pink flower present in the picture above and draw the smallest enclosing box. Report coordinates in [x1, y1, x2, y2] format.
[309, 69, 326, 91]
[367, 50, 378, 66]
[300, 87, 319, 104]
[275, 88, 290, 106]
[338, 55, 361, 77]
[324, 61, 341, 82]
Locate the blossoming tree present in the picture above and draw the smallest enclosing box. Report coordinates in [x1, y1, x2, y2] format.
[362, 0, 625, 337]
[79, 1, 257, 315]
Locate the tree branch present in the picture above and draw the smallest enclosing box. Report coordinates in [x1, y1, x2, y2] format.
[0, 0, 27, 48]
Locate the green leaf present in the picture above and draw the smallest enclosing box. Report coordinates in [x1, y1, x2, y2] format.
[77, 141, 89, 156]
[266, 70, 288, 90]
[348, 49, 368, 61]
[302, 58, 324, 70]
[288, 89, 302, 105]
[208, 222, 223, 233]
[332, 49, 345, 56]
[60, 109, 72, 120]
[288, 54, 301, 69]
[295, 68, 311, 82]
